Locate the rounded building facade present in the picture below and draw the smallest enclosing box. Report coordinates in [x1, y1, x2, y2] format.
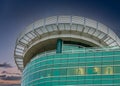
[14, 16, 120, 86]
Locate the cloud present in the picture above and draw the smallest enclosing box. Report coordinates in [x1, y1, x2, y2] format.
[1, 76, 21, 80]
[0, 63, 12, 68]
[0, 84, 20, 86]
[0, 75, 21, 81]
[1, 71, 21, 76]
[1, 71, 8, 74]
[0, 75, 6, 78]
[0, 66, 21, 85]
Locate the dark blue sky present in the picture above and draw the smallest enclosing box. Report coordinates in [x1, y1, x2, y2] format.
[0, 0, 120, 66]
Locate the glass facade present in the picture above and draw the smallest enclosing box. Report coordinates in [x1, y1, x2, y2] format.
[21, 45, 120, 86]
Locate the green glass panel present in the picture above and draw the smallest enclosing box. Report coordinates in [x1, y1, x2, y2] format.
[22, 47, 120, 86]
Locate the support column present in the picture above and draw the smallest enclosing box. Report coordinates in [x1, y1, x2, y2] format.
[56, 39, 62, 53]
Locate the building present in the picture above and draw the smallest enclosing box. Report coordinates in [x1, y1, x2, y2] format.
[14, 16, 120, 86]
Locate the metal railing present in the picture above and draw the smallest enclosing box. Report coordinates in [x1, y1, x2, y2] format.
[31, 46, 120, 62]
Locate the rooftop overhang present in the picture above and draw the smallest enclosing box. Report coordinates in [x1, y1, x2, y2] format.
[14, 16, 120, 71]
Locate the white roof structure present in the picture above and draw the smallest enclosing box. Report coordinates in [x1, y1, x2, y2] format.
[14, 16, 120, 71]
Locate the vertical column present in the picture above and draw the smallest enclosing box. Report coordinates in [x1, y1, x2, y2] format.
[56, 39, 62, 53]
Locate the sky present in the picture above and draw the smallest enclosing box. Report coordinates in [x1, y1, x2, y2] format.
[0, 0, 120, 85]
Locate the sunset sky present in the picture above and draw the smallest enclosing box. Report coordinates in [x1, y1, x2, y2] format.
[0, 63, 21, 85]
[0, 0, 120, 85]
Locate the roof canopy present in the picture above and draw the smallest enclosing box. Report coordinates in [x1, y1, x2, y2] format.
[14, 16, 120, 71]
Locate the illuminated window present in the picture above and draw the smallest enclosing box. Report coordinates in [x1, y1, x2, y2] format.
[104, 66, 113, 75]
[75, 67, 85, 75]
[93, 67, 101, 74]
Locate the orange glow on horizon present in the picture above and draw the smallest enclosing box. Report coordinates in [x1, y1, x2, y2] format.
[0, 80, 20, 84]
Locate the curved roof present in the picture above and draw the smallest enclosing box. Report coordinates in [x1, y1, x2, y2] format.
[14, 16, 120, 71]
